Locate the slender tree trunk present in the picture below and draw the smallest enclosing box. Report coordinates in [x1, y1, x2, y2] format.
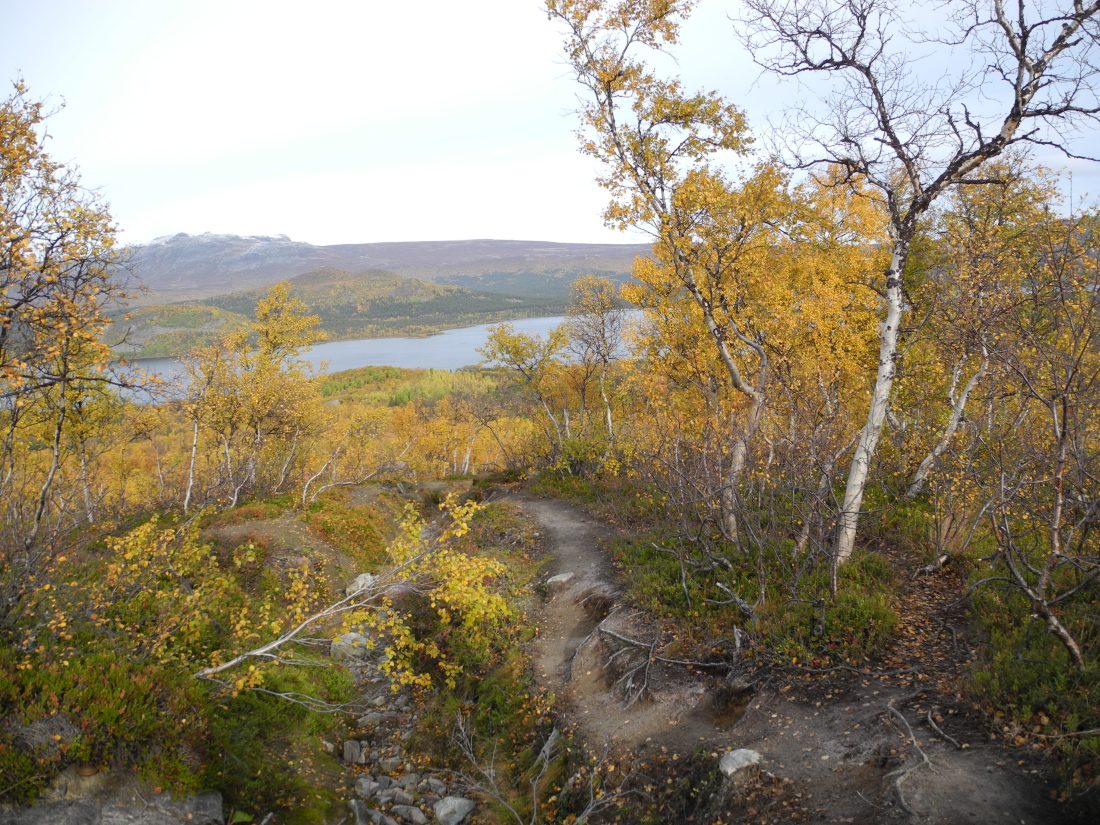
[79, 444, 95, 525]
[722, 383, 767, 547]
[274, 427, 300, 493]
[151, 439, 166, 502]
[538, 397, 564, 453]
[835, 241, 907, 565]
[26, 392, 67, 551]
[599, 369, 614, 440]
[906, 351, 987, 497]
[183, 419, 199, 515]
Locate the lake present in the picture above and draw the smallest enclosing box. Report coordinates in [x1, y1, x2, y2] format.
[125, 315, 571, 393]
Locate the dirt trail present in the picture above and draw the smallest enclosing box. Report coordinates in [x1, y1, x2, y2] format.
[514, 494, 1079, 825]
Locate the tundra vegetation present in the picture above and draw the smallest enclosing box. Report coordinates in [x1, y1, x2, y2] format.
[1, 0, 1099, 820]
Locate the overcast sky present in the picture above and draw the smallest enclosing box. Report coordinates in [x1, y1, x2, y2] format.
[2, 1, 1095, 247]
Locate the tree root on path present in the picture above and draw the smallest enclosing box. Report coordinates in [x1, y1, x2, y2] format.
[592, 620, 734, 707]
[883, 692, 935, 819]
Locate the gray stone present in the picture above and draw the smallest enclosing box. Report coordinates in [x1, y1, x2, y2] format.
[375, 775, 393, 790]
[433, 796, 476, 825]
[391, 789, 416, 806]
[346, 573, 378, 598]
[348, 799, 372, 825]
[0, 792, 223, 825]
[399, 773, 420, 789]
[718, 748, 762, 778]
[545, 572, 575, 591]
[332, 632, 370, 661]
[343, 740, 363, 764]
[358, 711, 383, 729]
[424, 778, 448, 795]
[391, 805, 428, 825]
[355, 776, 380, 798]
[379, 756, 401, 772]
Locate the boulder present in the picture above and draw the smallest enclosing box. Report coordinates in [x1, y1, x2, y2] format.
[718, 748, 762, 783]
[391, 789, 416, 806]
[343, 740, 363, 764]
[354, 776, 380, 798]
[345, 573, 378, 598]
[433, 796, 476, 825]
[347, 799, 372, 825]
[331, 632, 369, 661]
[545, 572, 575, 591]
[391, 804, 428, 825]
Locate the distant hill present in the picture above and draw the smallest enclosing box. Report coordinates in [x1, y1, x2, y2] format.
[109, 267, 568, 358]
[128, 233, 652, 304]
[207, 267, 563, 339]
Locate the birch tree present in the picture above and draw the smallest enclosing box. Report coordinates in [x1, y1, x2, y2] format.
[740, 0, 1100, 564]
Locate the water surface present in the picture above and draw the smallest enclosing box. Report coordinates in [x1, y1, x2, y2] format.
[127, 315, 570, 392]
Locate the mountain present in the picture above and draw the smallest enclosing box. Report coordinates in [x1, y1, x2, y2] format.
[128, 233, 652, 304]
[109, 267, 566, 358]
[207, 267, 563, 339]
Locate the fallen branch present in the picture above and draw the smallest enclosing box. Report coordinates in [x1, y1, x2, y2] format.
[917, 554, 950, 576]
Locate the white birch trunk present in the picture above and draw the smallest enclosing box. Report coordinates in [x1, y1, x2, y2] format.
[183, 420, 199, 515]
[835, 243, 906, 565]
[906, 353, 987, 498]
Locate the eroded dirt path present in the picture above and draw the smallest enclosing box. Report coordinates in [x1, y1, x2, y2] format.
[517, 495, 732, 752]
[514, 493, 1080, 825]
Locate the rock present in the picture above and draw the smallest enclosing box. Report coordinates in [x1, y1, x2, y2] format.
[348, 799, 372, 825]
[391, 804, 428, 825]
[718, 748, 762, 780]
[40, 765, 111, 802]
[358, 711, 383, 729]
[399, 773, 420, 788]
[354, 776, 380, 798]
[346, 573, 378, 598]
[379, 756, 401, 772]
[371, 694, 388, 707]
[545, 572, 575, 591]
[433, 796, 476, 825]
[375, 775, 393, 790]
[1, 792, 223, 825]
[332, 632, 370, 661]
[343, 740, 363, 764]
[424, 777, 447, 795]
[392, 789, 416, 806]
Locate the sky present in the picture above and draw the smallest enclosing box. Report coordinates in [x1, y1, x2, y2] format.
[2, 1, 1096, 247]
